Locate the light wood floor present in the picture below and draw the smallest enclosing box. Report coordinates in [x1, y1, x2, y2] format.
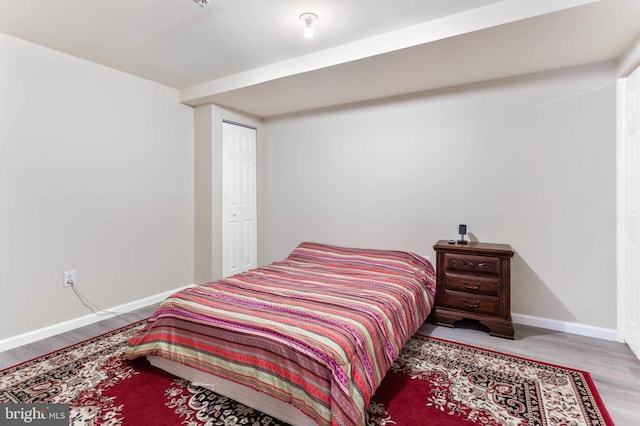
[2, 309, 639, 425]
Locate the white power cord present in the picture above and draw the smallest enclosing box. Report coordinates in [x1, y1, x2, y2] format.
[69, 281, 121, 316]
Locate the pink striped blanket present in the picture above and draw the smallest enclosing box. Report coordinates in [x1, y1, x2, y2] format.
[124, 242, 436, 426]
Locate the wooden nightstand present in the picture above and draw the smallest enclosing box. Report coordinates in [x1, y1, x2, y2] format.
[431, 240, 515, 339]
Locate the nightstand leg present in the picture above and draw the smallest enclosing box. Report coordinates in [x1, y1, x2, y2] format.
[431, 309, 515, 339]
[480, 320, 514, 340]
[430, 309, 464, 328]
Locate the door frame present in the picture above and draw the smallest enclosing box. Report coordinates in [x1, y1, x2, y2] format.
[221, 120, 258, 278]
[194, 105, 261, 284]
[617, 67, 640, 357]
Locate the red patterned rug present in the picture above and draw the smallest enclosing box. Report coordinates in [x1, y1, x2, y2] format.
[0, 320, 613, 425]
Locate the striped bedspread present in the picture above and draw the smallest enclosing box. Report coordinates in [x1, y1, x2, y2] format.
[124, 242, 436, 426]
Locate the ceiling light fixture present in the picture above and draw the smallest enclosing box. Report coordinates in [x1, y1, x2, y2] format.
[192, 0, 209, 7]
[299, 13, 318, 38]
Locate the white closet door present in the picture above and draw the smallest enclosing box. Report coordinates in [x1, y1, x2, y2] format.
[620, 65, 640, 357]
[222, 122, 257, 278]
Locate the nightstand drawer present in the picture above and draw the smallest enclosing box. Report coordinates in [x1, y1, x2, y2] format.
[444, 253, 500, 274]
[443, 290, 499, 316]
[444, 272, 499, 296]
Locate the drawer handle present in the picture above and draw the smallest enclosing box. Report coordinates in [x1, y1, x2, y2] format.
[462, 280, 480, 290]
[462, 298, 480, 309]
[450, 259, 494, 270]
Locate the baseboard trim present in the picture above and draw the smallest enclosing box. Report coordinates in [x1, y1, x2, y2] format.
[512, 313, 619, 342]
[1, 293, 621, 353]
[0, 284, 195, 353]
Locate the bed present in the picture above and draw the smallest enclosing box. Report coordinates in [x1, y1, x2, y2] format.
[124, 242, 436, 426]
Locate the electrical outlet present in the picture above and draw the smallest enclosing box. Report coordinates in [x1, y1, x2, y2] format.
[63, 270, 76, 288]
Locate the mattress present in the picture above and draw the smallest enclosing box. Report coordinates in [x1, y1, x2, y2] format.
[124, 242, 436, 426]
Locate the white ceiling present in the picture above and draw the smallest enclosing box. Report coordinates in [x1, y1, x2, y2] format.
[2, 0, 640, 117]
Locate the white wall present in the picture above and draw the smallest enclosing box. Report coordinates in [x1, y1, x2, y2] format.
[0, 30, 619, 341]
[0, 34, 194, 341]
[261, 62, 617, 330]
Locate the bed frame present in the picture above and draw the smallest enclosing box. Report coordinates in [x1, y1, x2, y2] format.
[148, 356, 318, 426]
